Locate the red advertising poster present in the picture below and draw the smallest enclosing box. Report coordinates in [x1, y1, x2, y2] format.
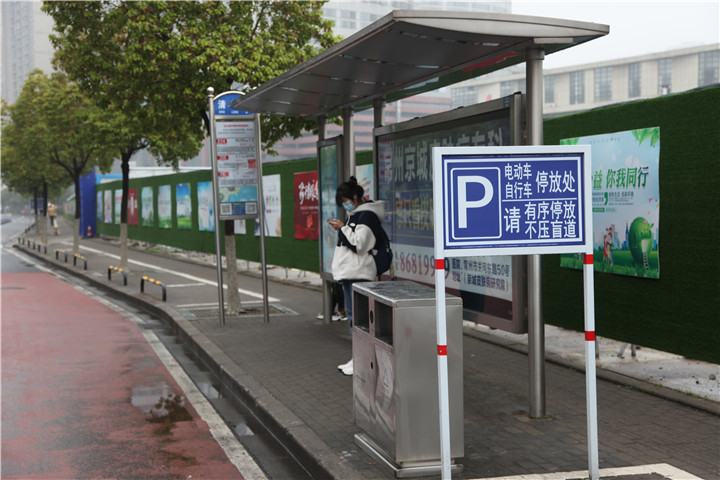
[294, 171, 318, 240]
[128, 188, 139, 226]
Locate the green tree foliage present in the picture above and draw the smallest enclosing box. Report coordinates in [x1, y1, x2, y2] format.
[43, 1, 338, 265]
[43, 0, 339, 152]
[2, 74, 67, 208]
[2, 70, 115, 217]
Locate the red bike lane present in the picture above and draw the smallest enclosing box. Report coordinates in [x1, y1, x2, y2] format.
[1, 272, 245, 480]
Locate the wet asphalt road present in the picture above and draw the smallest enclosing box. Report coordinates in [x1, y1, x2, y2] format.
[1, 218, 249, 479]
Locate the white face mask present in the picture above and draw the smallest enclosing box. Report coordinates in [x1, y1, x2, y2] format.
[342, 200, 356, 212]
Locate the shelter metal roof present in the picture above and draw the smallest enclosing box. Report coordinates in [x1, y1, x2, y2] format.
[230, 10, 609, 117]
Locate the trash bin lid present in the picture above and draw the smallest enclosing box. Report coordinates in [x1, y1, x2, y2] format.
[352, 281, 462, 308]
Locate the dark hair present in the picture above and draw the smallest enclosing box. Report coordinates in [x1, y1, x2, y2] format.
[336, 176, 364, 207]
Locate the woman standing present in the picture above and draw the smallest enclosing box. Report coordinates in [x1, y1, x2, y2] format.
[327, 176, 385, 376]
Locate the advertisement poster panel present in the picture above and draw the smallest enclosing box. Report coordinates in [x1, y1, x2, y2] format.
[216, 120, 259, 219]
[377, 99, 521, 328]
[176, 183, 192, 229]
[197, 181, 215, 232]
[96, 191, 103, 223]
[318, 138, 342, 278]
[103, 190, 112, 224]
[141, 186, 154, 227]
[294, 171, 319, 240]
[158, 185, 172, 228]
[560, 127, 660, 278]
[256, 174, 281, 237]
[128, 188, 138, 226]
[356, 163, 374, 201]
[114, 190, 122, 224]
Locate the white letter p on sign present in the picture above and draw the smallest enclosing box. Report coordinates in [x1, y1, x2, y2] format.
[458, 176, 493, 228]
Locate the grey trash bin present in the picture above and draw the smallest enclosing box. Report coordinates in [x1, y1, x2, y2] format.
[352, 281, 463, 478]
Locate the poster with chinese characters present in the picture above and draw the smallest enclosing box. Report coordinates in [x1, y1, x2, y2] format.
[176, 183, 192, 229]
[128, 188, 138, 226]
[356, 164, 374, 201]
[377, 106, 515, 309]
[561, 127, 660, 278]
[318, 139, 342, 278]
[294, 171, 318, 240]
[216, 120, 259, 219]
[197, 181, 214, 232]
[256, 174, 281, 237]
[103, 190, 112, 224]
[158, 185, 172, 229]
[114, 190, 122, 224]
[141, 186, 154, 227]
[96, 191, 103, 223]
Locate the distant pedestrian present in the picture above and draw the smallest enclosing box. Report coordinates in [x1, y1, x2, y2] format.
[48, 203, 58, 235]
[328, 176, 387, 376]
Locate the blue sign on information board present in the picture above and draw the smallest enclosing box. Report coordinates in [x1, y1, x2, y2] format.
[434, 146, 592, 257]
[214, 92, 252, 116]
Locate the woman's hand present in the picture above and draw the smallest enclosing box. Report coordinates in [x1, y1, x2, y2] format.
[327, 218, 343, 230]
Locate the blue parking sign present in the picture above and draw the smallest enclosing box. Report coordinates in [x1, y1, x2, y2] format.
[434, 146, 592, 257]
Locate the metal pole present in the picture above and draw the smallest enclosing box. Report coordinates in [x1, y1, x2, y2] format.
[432, 152, 451, 479]
[526, 47, 546, 418]
[255, 114, 270, 323]
[583, 252, 600, 480]
[317, 115, 333, 325]
[207, 87, 226, 326]
[342, 107, 355, 178]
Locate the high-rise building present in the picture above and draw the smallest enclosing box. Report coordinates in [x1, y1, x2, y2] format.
[448, 44, 720, 117]
[1, 1, 55, 105]
[323, 0, 510, 38]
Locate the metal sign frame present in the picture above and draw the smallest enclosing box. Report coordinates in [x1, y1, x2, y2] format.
[207, 88, 269, 325]
[431, 144, 597, 480]
[211, 91, 261, 221]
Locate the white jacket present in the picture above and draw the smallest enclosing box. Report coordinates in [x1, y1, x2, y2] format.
[331, 201, 386, 282]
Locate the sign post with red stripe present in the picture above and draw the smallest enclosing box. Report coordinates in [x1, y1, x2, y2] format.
[432, 145, 597, 480]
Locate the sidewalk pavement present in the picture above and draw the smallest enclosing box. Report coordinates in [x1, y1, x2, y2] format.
[11, 217, 720, 480]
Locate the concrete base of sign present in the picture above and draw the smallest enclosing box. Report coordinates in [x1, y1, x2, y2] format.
[354, 433, 463, 478]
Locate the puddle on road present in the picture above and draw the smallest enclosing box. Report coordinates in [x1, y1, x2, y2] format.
[131, 382, 174, 414]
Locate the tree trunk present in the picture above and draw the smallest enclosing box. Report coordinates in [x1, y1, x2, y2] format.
[34, 188, 40, 235]
[224, 220, 244, 314]
[73, 177, 82, 254]
[41, 182, 48, 245]
[120, 153, 131, 270]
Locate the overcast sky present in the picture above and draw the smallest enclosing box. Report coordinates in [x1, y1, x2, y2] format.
[510, 1, 720, 69]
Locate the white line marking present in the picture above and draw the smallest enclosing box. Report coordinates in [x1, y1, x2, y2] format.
[78, 244, 279, 301]
[165, 283, 208, 288]
[66, 290, 267, 474]
[470, 463, 703, 480]
[11, 248, 268, 478]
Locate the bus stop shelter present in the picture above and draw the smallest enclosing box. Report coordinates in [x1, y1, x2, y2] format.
[230, 9, 608, 478]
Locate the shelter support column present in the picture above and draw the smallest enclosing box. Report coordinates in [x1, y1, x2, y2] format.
[342, 107, 355, 178]
[373, 97, 386, 128]
[526, 46, 546, 418]
[318, 115, 333, 325]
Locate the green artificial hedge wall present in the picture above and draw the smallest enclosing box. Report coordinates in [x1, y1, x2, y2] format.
[543, 86, 720, 363]
[96, 150, 374, 273]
